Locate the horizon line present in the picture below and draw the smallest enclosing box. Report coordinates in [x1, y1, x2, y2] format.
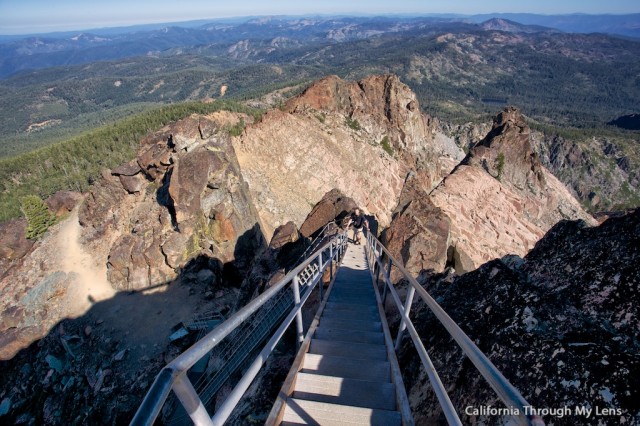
[2, 11, 639, 37]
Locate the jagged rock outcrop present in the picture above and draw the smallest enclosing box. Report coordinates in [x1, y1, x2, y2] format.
[388, 107, 597, 272]
[233, 74, 463, 240]
[463, 107, 545, 188]
[80, 115, 265, 290]
[399, 209, 639, 425]
[286, 74, 433, 160]
[299, 189, 357, 238]
[269, 221, 300, 250]
[381, 174, 452, 275]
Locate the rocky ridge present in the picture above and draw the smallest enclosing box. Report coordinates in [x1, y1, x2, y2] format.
[385, 106, 596, 274]
[233, 74, 464, 240]
[441, 118, 640, 213]
[0, 113, 266, 361]
[0, 73, 633, 424]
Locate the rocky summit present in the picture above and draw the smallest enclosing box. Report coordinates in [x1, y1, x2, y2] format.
[234, 73, 463, 240]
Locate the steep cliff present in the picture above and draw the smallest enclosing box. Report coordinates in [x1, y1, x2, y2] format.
[532, 132, 640, 212]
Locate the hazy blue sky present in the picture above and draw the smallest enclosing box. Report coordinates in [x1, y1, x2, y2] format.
[0, 0, 638, 34]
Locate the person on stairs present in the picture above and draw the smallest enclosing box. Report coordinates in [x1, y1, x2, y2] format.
[345, 208, 369, 245]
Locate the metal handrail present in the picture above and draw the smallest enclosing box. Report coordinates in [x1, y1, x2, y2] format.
[293, 220, 338, 266]
[363, 230, 545, 426]
[131, 232, 348, 426]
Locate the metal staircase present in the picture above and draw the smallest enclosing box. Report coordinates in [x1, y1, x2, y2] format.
[132, 232, 349, 426]
[267, 243, 409, 425]
[132, 227, 544, 426]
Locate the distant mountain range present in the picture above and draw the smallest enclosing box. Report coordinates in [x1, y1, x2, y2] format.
[466, 13, 640, 38]
[0, 14, 639, 78]
[2, 14, 639, 145]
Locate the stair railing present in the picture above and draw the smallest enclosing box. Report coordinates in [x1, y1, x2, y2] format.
[131, 232, 348, 426]
[363, 230, 545, 426]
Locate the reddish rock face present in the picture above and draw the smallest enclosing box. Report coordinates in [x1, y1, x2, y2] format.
[78, 171, 128, 243]
[80, 115, 264, 290]
[269, 221, 299, 249]
[236, 73, 461, 240]
[299, 189, 357, 238]
[286, 74, 436, 164]
[464, 106, 545, 190]
[384, 106, 596, 274]
[0, 219, 34, 277]
[44, 191, 82, 217]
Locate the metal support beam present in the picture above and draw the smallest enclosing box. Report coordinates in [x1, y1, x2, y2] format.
[395, 286, 415, 351]
[172, 375, 214, 426]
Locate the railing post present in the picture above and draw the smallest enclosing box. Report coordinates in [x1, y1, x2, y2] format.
[318, 251, 324, 302]
[329, 243, 334, 282]
[172, 375, 213, 426]
[382, 257, 391, 304]
[375, 252, 382, 292]
[292, 276, 304, 346]
[395, 286, 416, 351]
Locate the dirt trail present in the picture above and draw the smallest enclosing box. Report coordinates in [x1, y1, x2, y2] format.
[53, 209, 230, 364]
[56, 209, 116, 316]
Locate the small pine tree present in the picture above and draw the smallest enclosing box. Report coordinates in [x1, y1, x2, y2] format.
[20, 195, 55, 240]
[228, 118, 245, 137]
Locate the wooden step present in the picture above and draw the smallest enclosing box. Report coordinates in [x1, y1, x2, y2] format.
[293, 372, 397, 411]
[314, 327, 384, 345]
[308, 339, 387, 361]
[281, 398, 401, 426]
[319, 318, 381, 333]
[302, 353, 390, 382]
[322, 309, 380, 321]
